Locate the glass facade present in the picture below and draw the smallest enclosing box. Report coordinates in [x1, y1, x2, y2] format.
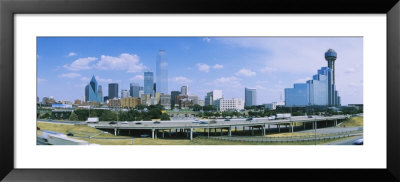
[97, 85, 103, 103]
[245, 88, 257, 106]
[285, 66, 340, 107]
[156, 50, 168, 94]
[144, 71, 154, 96]
[108, 83, 119, 99]
[130, 82, 141, 98]
[88, 76, 100, 102]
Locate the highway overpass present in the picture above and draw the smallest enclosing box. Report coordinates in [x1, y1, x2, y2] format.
[89, 115, 350, 140]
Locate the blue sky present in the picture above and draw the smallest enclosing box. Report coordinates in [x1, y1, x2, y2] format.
[37, 37, 363, 105]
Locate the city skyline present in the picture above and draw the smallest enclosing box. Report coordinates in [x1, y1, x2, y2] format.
[37, 37, 363, 105]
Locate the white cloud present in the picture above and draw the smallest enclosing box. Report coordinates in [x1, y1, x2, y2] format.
[96, 53, 145, 73]
[95, 76, 120, 83]
[209, 76, 242, 88]
[170, 76, 192, 85]
[59, 73, 81, 78]
[68, 52, 77, 57]
[196, 63, 210, 72]
[81, 76, 90, 82]
[37, 78, 46, 84]
[130, 75, 144, 82]
[63, 57, 98, 71]
[212, 64, 224, 69]
[203, 38, 211, 43]
[235, 68, 256, 77]
[260, 66, 276, 72]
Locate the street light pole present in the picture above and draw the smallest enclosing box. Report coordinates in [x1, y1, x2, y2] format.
[314, 118, 317, 145]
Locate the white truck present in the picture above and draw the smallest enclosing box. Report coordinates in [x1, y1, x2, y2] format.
[275, 113, 291, 119]
[86, 117, 99, 123]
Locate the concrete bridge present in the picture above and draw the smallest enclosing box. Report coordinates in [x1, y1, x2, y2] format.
[89, 115, 350, 140]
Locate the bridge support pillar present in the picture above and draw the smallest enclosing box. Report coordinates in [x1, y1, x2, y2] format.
[335, 120, 337, 126]
[114, 128, 117, 136]
[190, 128, 193, 140]
[251, 127, 254, 136]
[162, 130, 165, 138]
[228, 127, 232, 136]
[268, 124, 270, 132]
[278, 125, 280, 133]
[220, 128, 223, 136]
[235, 126, 237, 133]
[291, 122, 294, 133]
[152, 129, 155, 139]
[262, 126, 265, 136]
[304, 123, 306, 130]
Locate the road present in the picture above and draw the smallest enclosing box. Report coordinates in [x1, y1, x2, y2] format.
[326, 135, 363, 145]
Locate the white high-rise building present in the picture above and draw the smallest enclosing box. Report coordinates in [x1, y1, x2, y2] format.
[215, 98, 244, 112]
[181, 85, 189, 95]
[121, 90, 129, 98]
[205, 90, 223, 105]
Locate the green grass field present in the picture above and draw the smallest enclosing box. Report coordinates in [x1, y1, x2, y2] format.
[37, 121, 359, 145]
[340, 116, 363, 127]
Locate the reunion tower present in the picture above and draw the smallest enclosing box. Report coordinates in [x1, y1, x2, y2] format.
[325, 49, 337, 84]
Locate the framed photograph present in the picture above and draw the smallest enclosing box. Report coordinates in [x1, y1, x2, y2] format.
[1, 0, 399, 181]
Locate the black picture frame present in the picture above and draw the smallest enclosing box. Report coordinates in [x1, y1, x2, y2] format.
[1, 0, 399, 181]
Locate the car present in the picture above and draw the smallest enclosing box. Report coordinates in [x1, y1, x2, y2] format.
[66, 132, 74, 136]
[48, 119, 53, 121]
[121, 121, 129, 124]
[153, 121, 161, 124]
[192, 121, 200, 123]
[307, 115, 313, 118]
[224, 119, 230, 121]
[246, 118, 253, 121]
[135, 122, 142, 125]
[353, 139, 363, 145]
[109, 121, 117, 124]
[199, 121, 209, 124]
[210, 120, 217, 124]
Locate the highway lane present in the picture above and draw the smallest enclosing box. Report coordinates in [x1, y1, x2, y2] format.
[326, 135, 363, 145]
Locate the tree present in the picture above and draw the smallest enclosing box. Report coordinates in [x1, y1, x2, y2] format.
[192, 104, 202, 111]
[100, 110, 117, 121]
[161, 113, 170, 121]
[69, 112, 79, 121]
[40, 113, 50, 119]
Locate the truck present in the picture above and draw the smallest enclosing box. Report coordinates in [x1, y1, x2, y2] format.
[275, 113, 291, 119]
[86, 117, 99, 123]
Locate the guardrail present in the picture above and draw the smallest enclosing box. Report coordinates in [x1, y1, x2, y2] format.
[208, 130, 362, 143]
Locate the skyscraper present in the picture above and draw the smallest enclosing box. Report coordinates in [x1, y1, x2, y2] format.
[245, 88, 257, 106]
[130, 82, 141, 98]
[170, 91, 181, 107]
[181, 85, 189, 95]
[87, 75, 100, 102]
[205, 90, 223, 106]
[85, 84, 89, 102]
[121, 89, 129, 98]
[285, 49, 340, 107]
[156, 50, 168, 94]
[98, 85, 103, 103]
[144, 71, 154, 96]
[108, 83, 119, 99]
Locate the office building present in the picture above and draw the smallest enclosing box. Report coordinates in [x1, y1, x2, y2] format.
[108, 98, 121, 108]
[188, 95, 200, 105]
[98, 85, 103, 103]
[141, 94, 151, 106]
[215, 98, 244, 112]
[181, 85, 189, 95]
[108, 83, 119, 99]
[160, 94, 171, 109]
[144, 71, 154, 96]
[86, 76, 102, 103]
[121, 89, 129, 98]
[245, 88, 257, 106]
[130, 82, 142, 98]
[264, 101, 285, 110]
[103, 96, 109, 104]
[205, 90, 223, 106]
[156, 50, 168, 94]
[121, 97, 140, 108]
[285, 49, 341, 107]
[170, 91, 181, 107]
